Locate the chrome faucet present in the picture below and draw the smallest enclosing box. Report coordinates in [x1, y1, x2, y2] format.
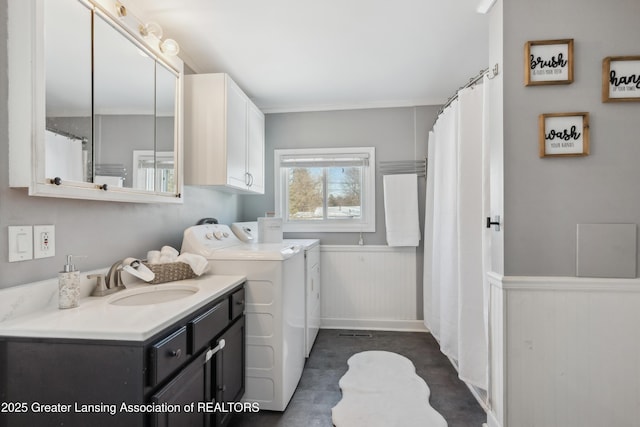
[89, 260, 127, 297]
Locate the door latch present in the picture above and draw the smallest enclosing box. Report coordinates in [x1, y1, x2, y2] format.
[486, 216, 501, 231]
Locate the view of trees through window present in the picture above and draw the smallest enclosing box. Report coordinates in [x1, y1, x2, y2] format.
[287, 166, 362, 220]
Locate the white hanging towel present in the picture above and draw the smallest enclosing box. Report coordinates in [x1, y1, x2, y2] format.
[383, 174, 420, 247]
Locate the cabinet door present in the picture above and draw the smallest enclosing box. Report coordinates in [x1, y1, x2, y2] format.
[246, 102, 265, 194]
[225, 77, 248, 190]
[151, 351, 211, 427]
[215, 317, 246, 427]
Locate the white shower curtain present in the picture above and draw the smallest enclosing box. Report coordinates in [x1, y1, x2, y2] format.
[45, 130, 84, 182]
[424, 85, 488, 390]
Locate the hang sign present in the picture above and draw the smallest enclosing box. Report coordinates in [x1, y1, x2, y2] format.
[602, 56, 640, 102]
[525, 39, 574, 86]
[539, 113, 590, 157]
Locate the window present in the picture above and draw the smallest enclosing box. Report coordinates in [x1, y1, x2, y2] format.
[132, 150, 176, 193]
[274, 147, 375, 232]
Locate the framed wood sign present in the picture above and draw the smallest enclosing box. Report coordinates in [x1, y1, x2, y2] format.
[602, 56, 640, 102]
[539, 112, 589, 157]
[525, 39, 574, 86]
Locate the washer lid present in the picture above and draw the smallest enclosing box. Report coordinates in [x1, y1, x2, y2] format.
[284, 239, 320, 250]
[205, 243, 302, 260]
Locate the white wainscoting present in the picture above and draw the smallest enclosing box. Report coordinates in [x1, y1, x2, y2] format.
[320, 245, 425, 331]
[488, 273, 640, 427]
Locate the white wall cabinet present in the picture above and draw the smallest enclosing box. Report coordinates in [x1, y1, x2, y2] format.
[184, 73, 264, 194]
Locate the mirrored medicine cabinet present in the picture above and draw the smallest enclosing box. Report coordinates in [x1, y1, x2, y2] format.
[9, 0, 184, 203]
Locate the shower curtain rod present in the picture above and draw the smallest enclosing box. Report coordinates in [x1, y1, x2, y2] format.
[437, 67, 489, 117]
[46, 126, 88, 144]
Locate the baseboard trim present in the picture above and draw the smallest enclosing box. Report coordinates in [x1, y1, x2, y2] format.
[321, 318, 429, 332]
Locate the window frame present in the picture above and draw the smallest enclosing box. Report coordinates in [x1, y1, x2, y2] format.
[274, 147, 376, 233]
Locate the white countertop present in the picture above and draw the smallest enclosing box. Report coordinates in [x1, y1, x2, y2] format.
[0, 274, 245, 342]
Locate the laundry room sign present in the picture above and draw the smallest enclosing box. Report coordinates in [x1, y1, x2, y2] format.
[539, 112, 590, 157]
[525, 39, 574, 86]
[602, 56, 640, 102]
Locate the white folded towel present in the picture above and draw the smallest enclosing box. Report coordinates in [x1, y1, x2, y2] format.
[176, 253, 209, 276]
[94, 175, 124, 188]
[383, 174, 421, 247]
[159, 246, 179, 263]
[146, 250, 161, 264]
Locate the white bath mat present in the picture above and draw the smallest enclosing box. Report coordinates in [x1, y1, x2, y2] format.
[332, 350, 448, 427]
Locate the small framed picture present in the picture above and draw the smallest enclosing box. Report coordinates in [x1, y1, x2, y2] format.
[539, 112, 589, 157]
[525, 39, 574, 86]
[602, 56, 640, 102]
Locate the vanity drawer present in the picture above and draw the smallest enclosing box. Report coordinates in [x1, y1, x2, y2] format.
[151, 326, 188, 386]
[231, 288, 245, 320]
[189, 301, 229, 353]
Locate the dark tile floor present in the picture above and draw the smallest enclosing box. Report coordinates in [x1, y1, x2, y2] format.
[229, 329, 487, 427]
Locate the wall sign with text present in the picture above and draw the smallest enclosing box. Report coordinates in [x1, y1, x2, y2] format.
[525, 39, 574, 86]
[539, 112, 589, 158]
[602, 56, 640, 102]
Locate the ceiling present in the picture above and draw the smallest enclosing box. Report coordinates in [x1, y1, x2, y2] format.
[126, 0, 490, 113]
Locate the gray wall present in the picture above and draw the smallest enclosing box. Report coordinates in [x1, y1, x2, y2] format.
[241, 106, 439, 244]
[503, 0, 640, 276]
[0, 1, 239, 288]
[240, 106, 440, 319]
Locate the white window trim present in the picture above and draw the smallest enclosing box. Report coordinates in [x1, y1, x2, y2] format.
[132, 150, 174, 191]
[274, 147, 376, 233]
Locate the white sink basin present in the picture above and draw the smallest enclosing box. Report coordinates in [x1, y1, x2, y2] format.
[109, 285, 199, 306]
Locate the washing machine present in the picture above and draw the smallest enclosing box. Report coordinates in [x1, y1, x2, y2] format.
[181, 224, 305, 411]
[231, 221, 321, 358]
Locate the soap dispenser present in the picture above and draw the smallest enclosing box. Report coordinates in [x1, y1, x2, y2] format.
[59, 255, 81, 309]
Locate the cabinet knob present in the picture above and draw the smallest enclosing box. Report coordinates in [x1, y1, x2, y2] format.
[218, 385, 226, 392]
[170, 349, 182, 359]
[236, 300, 244, 305]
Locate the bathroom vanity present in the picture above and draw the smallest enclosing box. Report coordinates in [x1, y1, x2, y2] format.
[0, 275, 246, 427]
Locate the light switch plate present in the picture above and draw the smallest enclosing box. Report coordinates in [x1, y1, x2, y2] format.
[8, 226, 33, 262]
[34, 225, 55, 259]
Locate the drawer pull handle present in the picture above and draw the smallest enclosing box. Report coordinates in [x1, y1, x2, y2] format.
[205, 339, 226, 362]
[236, 300, 244, 305]
[218, 384, 226, 392]
[170, 349, 182, 359]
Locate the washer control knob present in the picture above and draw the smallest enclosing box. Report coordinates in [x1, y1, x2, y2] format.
[205, 232, 215, 240]
[223, 232, 230, 238]
[214, 231, 224, 240]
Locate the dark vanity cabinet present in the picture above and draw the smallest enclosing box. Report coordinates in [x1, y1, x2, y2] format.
[0, 284, 245, 427]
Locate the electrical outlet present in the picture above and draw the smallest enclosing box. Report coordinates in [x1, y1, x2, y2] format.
[34, 225, 55, 259]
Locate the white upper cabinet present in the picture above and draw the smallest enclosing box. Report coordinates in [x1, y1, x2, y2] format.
[184, 73, 265, 194]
